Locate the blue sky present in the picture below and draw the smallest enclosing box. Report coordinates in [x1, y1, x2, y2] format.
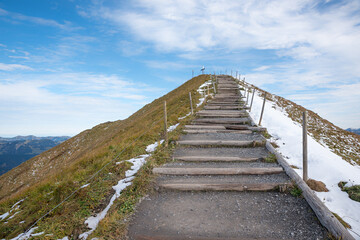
[0, 0, 359, 136]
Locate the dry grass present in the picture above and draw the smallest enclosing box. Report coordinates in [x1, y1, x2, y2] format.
[0, 75, 210, 239]
[332, 212, 351, 229]
[306, 179, 329, 192]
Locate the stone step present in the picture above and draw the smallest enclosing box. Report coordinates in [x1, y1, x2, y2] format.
[153, 167, 284, 175]
[184, 129, 252, 134]
[197, 113, 248, 118]
[179, 132, 265, 141]
[173, 146, 269, 160]
[177, 140, 265, 147]
[185, 125, 226, 129]
[192, 118, 250, 124]
[157, 172, 291, 185]
[204, 106, 249, 110]
[174, 155, 259, 162]
[158, 182, 290, 192]
[184, 124, 265, 131]
[198, 110, 247, 114]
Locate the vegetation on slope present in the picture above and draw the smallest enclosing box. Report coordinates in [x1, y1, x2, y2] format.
[0, 75, 209, 239]
[242, 81, 360, 166]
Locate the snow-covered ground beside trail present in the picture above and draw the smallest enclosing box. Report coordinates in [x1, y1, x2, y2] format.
[249, 90, 360, 239]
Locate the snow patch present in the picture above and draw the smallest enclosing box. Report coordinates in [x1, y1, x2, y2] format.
[79, 154, 150, 239]
[10, 227, 43, 240]
[249, 90, 360, 239]
[145, 140, 164, 153]
[0, 199, 25, 221]
[197, 98, 205, 107]
[0, 212, 9, 220]
[58, 237, 69, 240]
[167, 123, 180, 132]
[178, 112, 191, 120]
[81, 183, 90, 189]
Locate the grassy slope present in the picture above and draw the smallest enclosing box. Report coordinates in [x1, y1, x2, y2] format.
[0, 75, 209, 239]
[248, 84, 360, 165]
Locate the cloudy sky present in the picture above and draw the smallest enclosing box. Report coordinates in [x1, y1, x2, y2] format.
[0, 0, 359, 136]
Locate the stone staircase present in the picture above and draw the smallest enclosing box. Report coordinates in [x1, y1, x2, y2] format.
[127, 75, 327, 240]
[154, 75, 290, 192]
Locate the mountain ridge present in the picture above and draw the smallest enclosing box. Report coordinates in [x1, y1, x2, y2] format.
[0, 136, 71, 176]
[0, 135, 70, 143]
[346, 128, 360, 135]
[0, 75, 359, 239]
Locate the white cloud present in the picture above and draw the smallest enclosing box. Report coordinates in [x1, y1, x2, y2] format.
[253, 66, 270, 71]
[0, 72, 161, 136]
[89, 0, 360, 57]
[0, 63, 33, 71]
[0, 8, 80, 31]
[144, 60, 193, 70]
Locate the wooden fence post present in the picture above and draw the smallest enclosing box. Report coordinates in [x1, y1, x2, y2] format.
[164, 101, 168, 147]
[189, 92, 193, 115]
[303, 111, 308, 181]
[258, 92, 267, 126]
[213, 82, 216, 94]
[246, 88, 250, 105]
[249, 88, 255, 112]
[207, 84, 210, 95]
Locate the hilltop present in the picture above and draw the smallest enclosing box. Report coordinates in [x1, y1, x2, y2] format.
[0, 75, 208, 239]
[0, 75, 359, 239]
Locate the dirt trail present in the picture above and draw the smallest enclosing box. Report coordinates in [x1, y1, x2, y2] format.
[127, 76, 327, 239]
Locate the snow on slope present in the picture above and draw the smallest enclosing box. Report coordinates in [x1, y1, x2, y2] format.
[249, 90, 360, 239]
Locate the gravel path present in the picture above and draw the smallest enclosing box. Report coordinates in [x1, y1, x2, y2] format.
[126, 75, 328, 239]
[128, 191, 327, 239]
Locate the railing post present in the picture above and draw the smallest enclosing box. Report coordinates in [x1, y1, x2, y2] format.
[303, 111, 308, 181]
[249, 88, 255, 112]
[207, 84, 210, 95]
[246, 88, 250, 106]
[189, 92, 193, 115]
[164, 101, 168, 147]
[258, 92, 267, 126]
[212, 82, 216, 94]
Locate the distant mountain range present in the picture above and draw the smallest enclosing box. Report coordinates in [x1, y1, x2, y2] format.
[0, 135, 70, 175]
[346, 128, 360, 135]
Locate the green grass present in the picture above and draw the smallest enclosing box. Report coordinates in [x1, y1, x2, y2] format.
[289, 185, 302, 197]
[0, 74, 210, 239]
[264, 153, 277, 163]
[338, 181, 360, 202]
[261, 130, 272, 139]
